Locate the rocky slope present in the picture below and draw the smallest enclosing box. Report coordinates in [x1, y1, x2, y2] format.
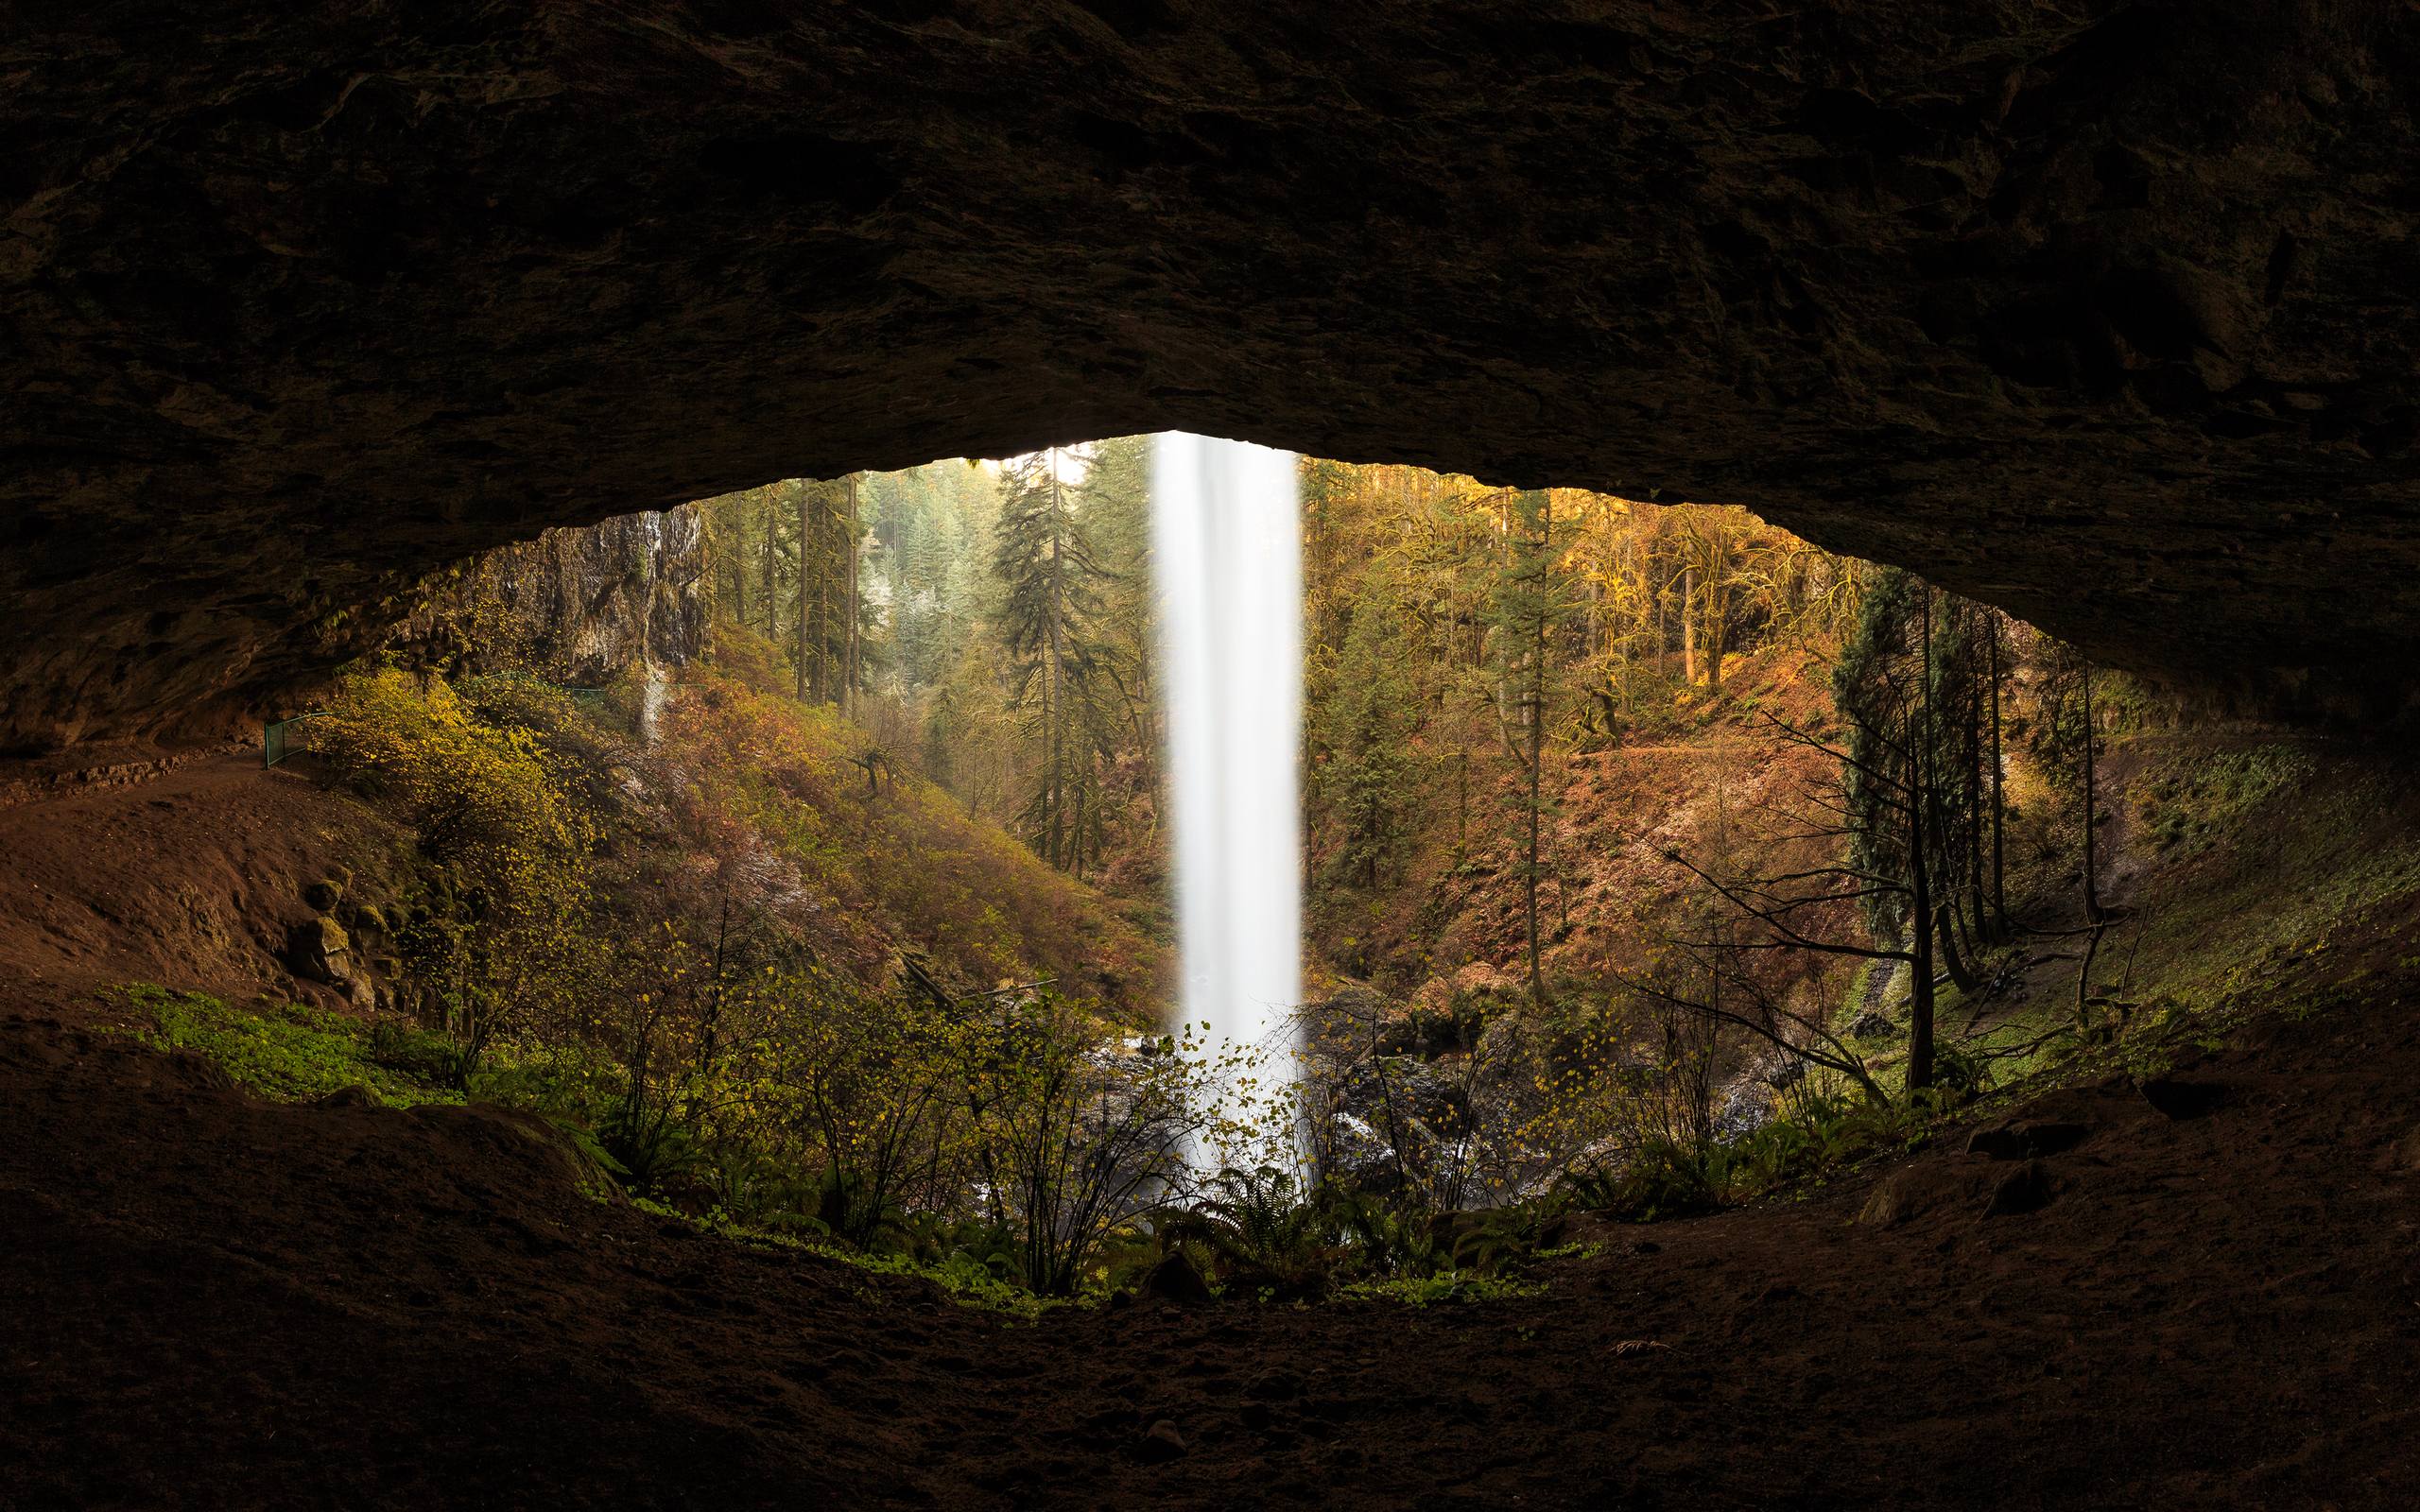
[9, 2, 2420, 745]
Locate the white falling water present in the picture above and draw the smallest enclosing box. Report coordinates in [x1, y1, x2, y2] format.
[637, 662, 669, 746]
[1151, 433, 1302, 1174]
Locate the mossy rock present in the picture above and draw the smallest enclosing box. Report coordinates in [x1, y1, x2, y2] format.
[302, 878, 344, 911]
[288, 915, 352, 984]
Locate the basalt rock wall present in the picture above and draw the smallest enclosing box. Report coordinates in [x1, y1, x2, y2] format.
[393, 505, 709, 689]
[8, 0, 2420, 747]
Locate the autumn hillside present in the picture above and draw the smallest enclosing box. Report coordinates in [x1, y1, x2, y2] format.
[661, 627, 1168, 1015]
[1306, 643, 1842, 1006]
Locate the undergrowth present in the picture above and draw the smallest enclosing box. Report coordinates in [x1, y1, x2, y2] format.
[111, 690, 2420, 1319]
[119, 984, 464, 1108]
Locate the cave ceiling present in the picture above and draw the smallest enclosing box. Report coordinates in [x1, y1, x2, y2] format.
[8, 0, 2420, 746]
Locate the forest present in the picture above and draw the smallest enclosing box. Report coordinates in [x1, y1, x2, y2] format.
[148, 437, 2203, 1310]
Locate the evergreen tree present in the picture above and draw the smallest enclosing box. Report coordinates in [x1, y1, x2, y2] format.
[1489, 488, 1575, 1006]
[790, 475, 864, 709]
[1319, 572, 1419, 890]
[1832, 565, 1985, 1089]
[1080, 435, 1158, 769]
[991, 449, 1118, 874]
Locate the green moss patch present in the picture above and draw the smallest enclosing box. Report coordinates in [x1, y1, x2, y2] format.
[118, 984, 462, 1108]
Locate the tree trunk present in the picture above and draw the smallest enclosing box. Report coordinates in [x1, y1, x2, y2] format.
[1680, 566, 1698, 684]
[2081, 662, 2103, 923]
[843, 473, 861, 714]
[1454, 747, 1469, 858]
[1907, 582, 1937, 1091]
[1909, 792, 1936, 1093]
[808, 476, 827, 701]
[729, 502, 749, 627]
[1989, 618, 2008, 934]
[1655, 586, 1668, 681]
[760, 487, 778, 644]
[1967, 636, 1990, 945]
[1524, 493, 1550, 1007]
[1703, 576, 1724, 694]
[1935, 901, 1979, 994]
[1046, 453, 1065, 869]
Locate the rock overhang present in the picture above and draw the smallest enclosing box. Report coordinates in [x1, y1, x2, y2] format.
[7, 0, 2420, 747]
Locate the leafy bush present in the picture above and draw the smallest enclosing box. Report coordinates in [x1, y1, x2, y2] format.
[304, 666, 604, 1071]
[465, 1039, 621, 1125]
[367, 1018, 476, 1089]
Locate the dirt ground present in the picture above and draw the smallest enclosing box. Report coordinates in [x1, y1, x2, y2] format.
[5, 757, 2420, 1509]
[0, 753, 398, 1008]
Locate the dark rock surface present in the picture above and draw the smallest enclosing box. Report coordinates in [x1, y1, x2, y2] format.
[9, 2, 2420, 746]
[285, 915, 351, 987]
[393, 506, 708, 686]
[1966, 1119, 2093, 1161]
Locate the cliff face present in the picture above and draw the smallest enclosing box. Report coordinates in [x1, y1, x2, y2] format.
[8, 2, 2420, 746]
[400, 507, 709, 688]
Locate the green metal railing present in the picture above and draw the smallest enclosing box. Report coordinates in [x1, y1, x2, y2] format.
[263, 712, 331, 768]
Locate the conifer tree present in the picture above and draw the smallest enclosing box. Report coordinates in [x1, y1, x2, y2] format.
[991, 449, 1117, 874]
[1079, 435, 1158, 772]
[1490, 488, 1574, 1006]
[1320, 571, 1418, 891]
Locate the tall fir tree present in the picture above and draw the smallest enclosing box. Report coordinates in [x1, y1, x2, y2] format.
[992, 449, 1118, 874]
[1490, 488, 1575, 1006]
[1319, 569, 1419, 892]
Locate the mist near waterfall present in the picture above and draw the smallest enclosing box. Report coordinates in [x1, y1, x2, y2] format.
[1151, 433, 1302, 1170]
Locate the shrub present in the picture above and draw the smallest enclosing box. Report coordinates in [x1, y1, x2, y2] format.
[304, 666, 603, 1071]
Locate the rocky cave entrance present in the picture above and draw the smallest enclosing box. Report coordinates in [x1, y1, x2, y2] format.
[12, 6, 2420, 1504]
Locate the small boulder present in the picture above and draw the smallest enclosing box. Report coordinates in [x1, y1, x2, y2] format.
[1965, 1119, 2091, 1161]
[2016, 1120, 2091, 1157]
[1848, 1010, 1900, 1040]
[1244, 1369, 1302, 1403]
[1965, 1125, 2031, 1160]
[158, 1051, 237, 1095]
[316, 1085, 380, 1109]
[288, 915, 353, 985]
[2383, 1125, 2420, 1174]
[1857, 1162, 1992, 1228]
[1980, 1160, 2054, 1219]
[1857, 1175, 1914, 1228]
[302, 878, 344, 912]
[1135, 1420, 1188, 1463]
[1141, 1249, 1215, 1306]
[344, 902, 390, 948]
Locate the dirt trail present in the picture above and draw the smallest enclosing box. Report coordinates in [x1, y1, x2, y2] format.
[0, 753, 391, 1011]
[6, 757, 2420, 1508]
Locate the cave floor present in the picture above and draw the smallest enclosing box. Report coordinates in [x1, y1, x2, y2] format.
[4, 764, 2420, 1508]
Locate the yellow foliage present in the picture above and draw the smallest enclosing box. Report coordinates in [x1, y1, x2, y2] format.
[305, 666, 602, 1057]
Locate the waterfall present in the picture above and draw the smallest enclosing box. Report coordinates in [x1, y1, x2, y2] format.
[1151, 433, 1302, 1173]
[638, 663, 668, 746]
